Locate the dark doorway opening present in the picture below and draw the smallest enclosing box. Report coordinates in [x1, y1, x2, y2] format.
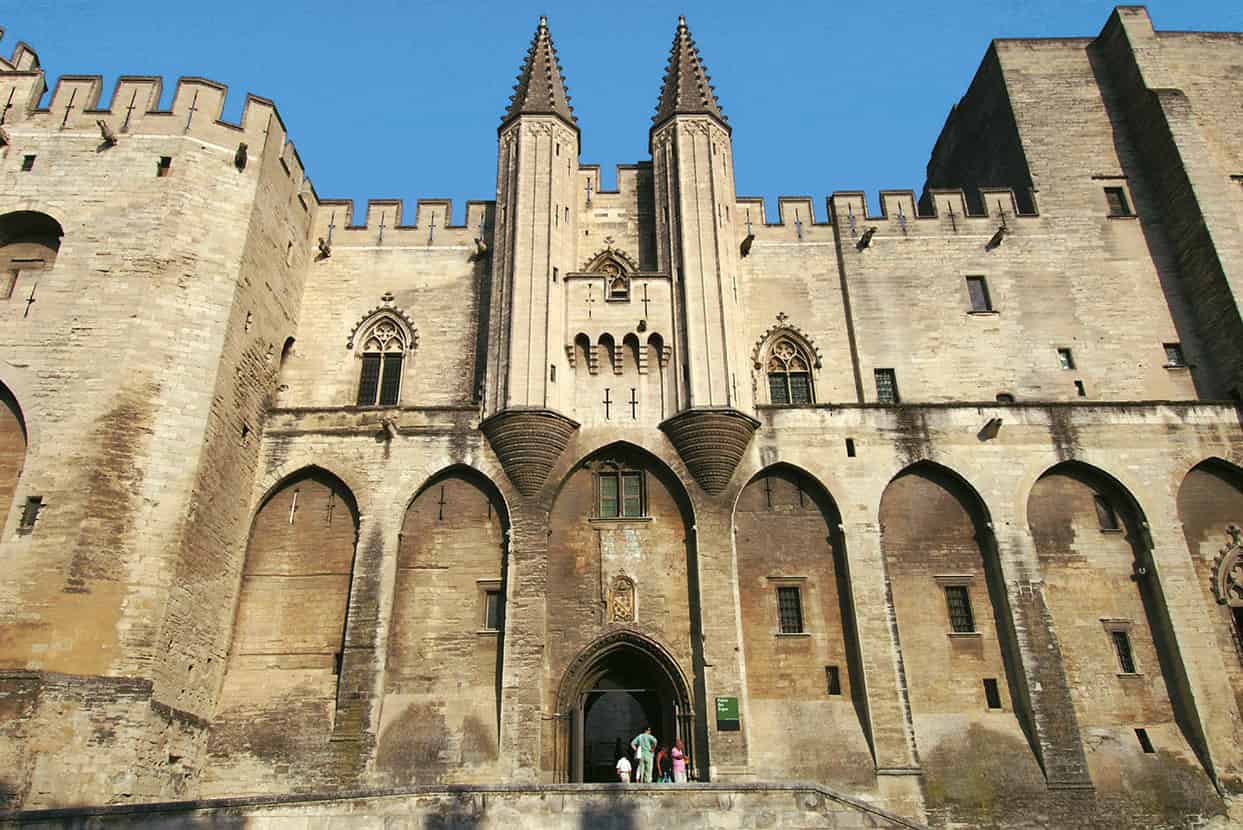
[562, 636, 694, 783]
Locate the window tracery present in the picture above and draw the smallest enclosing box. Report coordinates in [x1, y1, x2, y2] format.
[357, 315, 407, 407]
[766, 336, 814, 405]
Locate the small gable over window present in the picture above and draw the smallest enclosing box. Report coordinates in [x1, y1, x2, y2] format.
[347, 292, 418, 408]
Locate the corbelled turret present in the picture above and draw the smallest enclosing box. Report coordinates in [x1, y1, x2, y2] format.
[650, 17, 757, 496]
[481, 17, 581, 498]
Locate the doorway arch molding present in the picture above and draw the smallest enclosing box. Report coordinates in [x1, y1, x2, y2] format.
[556, 628, 694, 715]
[554, 628, 698, 782]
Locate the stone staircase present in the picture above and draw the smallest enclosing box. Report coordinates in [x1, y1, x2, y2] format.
[1, 784, 927, 829]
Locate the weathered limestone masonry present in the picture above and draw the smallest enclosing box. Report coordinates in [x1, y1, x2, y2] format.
[3, 6, 1243, 829]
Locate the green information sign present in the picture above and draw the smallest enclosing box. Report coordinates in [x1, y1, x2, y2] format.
[715, 696, 740, 731]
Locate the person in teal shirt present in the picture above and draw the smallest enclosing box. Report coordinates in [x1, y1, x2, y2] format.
[630, 726, 658, 783]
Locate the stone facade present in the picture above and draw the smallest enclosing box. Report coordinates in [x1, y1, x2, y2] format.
[2, 7, 1243, 828]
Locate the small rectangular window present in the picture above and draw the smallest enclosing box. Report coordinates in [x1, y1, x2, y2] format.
[599, 474, 619, 517]
[1094, 494, 1120, 531]
[1074, 380, 1086, 397]
[874, 368, 899, 404]
[1135, 728, 1154, 753]
[983, 678, 1002, 710]
[156, 156, 173, 177]
[20, 155, 35, 171]
[945, 585, 975, 633]
[484, 589, 502, 631]
[1057, 348, 1075, 370]
[378, 353, 403, 406]
[550, 364, 556, 382]
[552, 267, 559, 283]
[1112, 629, 1137, 674]
[621, 472, 643, 517]
[1163, 342, 1186, 368]
[356, 354, 382, 406]
[777, 586, 804, 634]
[19, 496, 44, 531]
[1105, 187, 1132, 217]
[826, 665, 841, 696]
[966, 276, 993, 312]
[845, 438, 856, 458]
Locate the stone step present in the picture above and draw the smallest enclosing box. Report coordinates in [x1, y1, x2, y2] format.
[2, 784, 928, 829]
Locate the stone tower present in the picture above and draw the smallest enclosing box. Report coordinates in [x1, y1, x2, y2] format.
[481, 16, 582, 497]
[650, 17, 758, 495]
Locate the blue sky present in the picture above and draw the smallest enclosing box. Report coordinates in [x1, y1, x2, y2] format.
[4, 2, 1241, 221]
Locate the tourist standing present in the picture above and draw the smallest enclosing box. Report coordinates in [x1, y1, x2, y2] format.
[630, 726, 657, 783]
[671, 738, 688, 783]
[615, 751, 632, 784]
[655, 743, 670, 783]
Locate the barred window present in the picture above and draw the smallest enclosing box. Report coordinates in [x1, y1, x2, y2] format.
[777, 586, 804, 634]
[874, 368, 899, 404]
[1112, 629, 1137, 674]
[356, 317, 406, 407]
[766, 337, 813, 405]
[945, 585, 975, 633]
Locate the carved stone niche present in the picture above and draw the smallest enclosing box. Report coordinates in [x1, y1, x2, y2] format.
[480, 408, 580, 498]
[660, 407, 760, 496]
[1212, 525, 1243, 607]
[611, 574, 636, 624]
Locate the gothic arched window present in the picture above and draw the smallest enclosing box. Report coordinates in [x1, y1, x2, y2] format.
[767, 337, 813, 405]
[356, 316, 406, 406]
[603, 262, 629, 302]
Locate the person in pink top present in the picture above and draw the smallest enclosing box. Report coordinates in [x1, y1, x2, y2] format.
[671, 738, 688, 783]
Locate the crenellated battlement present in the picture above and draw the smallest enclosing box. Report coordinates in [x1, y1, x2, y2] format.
[0, 27, 40, 72]
[0, 60, 312, 191]
[314, 198, 495, 249]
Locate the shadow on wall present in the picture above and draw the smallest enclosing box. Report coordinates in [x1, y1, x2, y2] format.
[578, 791, 639, 830]
[423, 793, 485, 829]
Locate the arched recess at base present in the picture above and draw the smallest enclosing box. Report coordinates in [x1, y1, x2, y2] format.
[207, 467, 360, 783]
[0, 382, 28, 531]
[376, 466, 510, 786]
[733, 464, 874, 785]
[1177, 459, 1243, 729]
[554, 630, 696, 783]
[1030, 461, 1217, 794]
[881, 462, 1045, 796]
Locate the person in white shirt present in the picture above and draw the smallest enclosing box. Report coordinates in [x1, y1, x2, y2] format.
[615, 753, 632, 783]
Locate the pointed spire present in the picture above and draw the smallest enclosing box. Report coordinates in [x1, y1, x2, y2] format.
[501, 16, 577, 131]
[653, 16, 727, 131]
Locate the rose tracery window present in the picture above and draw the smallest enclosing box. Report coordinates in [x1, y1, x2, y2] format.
[767, 337, 813, 405]
[356, 317, 406, 407]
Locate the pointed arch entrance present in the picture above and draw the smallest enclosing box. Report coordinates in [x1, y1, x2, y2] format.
[556, 630, 696, 783]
